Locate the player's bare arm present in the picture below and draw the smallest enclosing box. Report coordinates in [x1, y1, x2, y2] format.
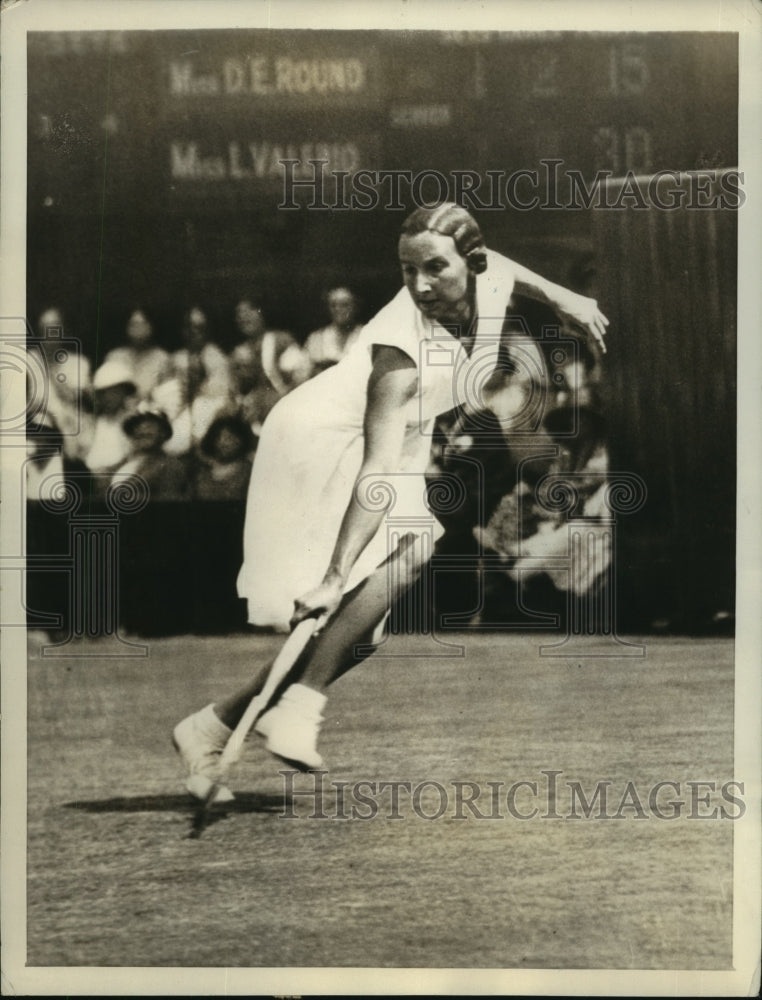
[510, 260, 610, 352]
[290, 345, 418, 628]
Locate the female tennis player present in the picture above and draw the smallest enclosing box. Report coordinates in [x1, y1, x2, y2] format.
[174, 203, 608, 797]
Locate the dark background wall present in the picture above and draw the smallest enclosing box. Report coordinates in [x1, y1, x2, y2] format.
[26, 29, 738, 630]
[594, 178, 737, 629]
[27, 30, 737, 340]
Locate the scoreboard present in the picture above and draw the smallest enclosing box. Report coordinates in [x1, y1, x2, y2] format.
[28, 29, 738, 215]
[26, 28, 738, 343]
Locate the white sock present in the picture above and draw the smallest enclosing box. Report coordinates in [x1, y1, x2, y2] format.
[283, 683, 327, 716]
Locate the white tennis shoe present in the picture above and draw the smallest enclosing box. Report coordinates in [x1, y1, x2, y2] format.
[262, 683, 327, 771]
[172, 704, 235, 803]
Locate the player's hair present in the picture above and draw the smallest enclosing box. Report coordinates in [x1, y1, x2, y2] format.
[399, 203, 488, 274]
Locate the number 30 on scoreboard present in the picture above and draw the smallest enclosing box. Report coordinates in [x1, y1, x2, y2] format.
[594, 125, 653, 176]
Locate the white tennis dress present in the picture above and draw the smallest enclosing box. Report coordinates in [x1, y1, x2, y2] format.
[237, 250, 516, 629]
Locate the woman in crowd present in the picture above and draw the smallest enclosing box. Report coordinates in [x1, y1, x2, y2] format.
[194, 415, 255, 502]
[103, 307, 172, 401]
[229, 297, 309, 434]
[28, 307, 94, 462]
[174, 203, 608, 798]
[115, 406, 191, 502]
[303, 285, 364, 374]
[84, 360, 137, 474]
[156, 305, 233, 454]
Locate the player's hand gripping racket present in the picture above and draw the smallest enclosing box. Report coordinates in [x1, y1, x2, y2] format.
[188, 615, 324, 838]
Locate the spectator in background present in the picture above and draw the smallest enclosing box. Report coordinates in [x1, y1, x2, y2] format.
[476, 405, 610, 602]
[26, 412, 94, 643]
[103, 307, 172, 400]
[26, 411, 91, 501]
[28, 306, 94, 461]
[474, 335, 611, 610]
[173, 306, 231, 400]
[229, 296, 309, 434]
[278, 340, 313, 392]
[191, 414, 255, 634]
[303, 286, 363, 374]
[113, 406, 191, 502]
[194, 415, 255, 502]
[117, 408, 194, 637]
[428, 321, 608, 625]
[154, 305, 232, 455]
[85, 359, 137, 473]
[229, 340, 278, 433]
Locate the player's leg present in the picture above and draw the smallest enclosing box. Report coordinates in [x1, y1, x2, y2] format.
[214, 531, 424, 723]
[205, 576, 386, 734]
[259, 534, 426, 769]
[296, 532, 424, 691]
[174, 534, 426, 785]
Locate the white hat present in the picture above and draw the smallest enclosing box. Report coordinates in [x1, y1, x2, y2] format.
[92, 359, 136, 391]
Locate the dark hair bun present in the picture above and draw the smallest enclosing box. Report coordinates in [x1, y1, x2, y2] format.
[465, 248, 488, 274]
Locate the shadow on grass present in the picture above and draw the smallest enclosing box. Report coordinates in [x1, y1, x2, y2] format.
[62, 792, 289, 815]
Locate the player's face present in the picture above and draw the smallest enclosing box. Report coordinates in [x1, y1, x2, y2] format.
[398, 232, 471, 324]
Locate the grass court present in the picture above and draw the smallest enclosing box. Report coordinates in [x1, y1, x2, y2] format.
[26, 630, 734, 969]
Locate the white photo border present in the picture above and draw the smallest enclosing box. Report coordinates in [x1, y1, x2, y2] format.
[2, 0, 760, 995]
